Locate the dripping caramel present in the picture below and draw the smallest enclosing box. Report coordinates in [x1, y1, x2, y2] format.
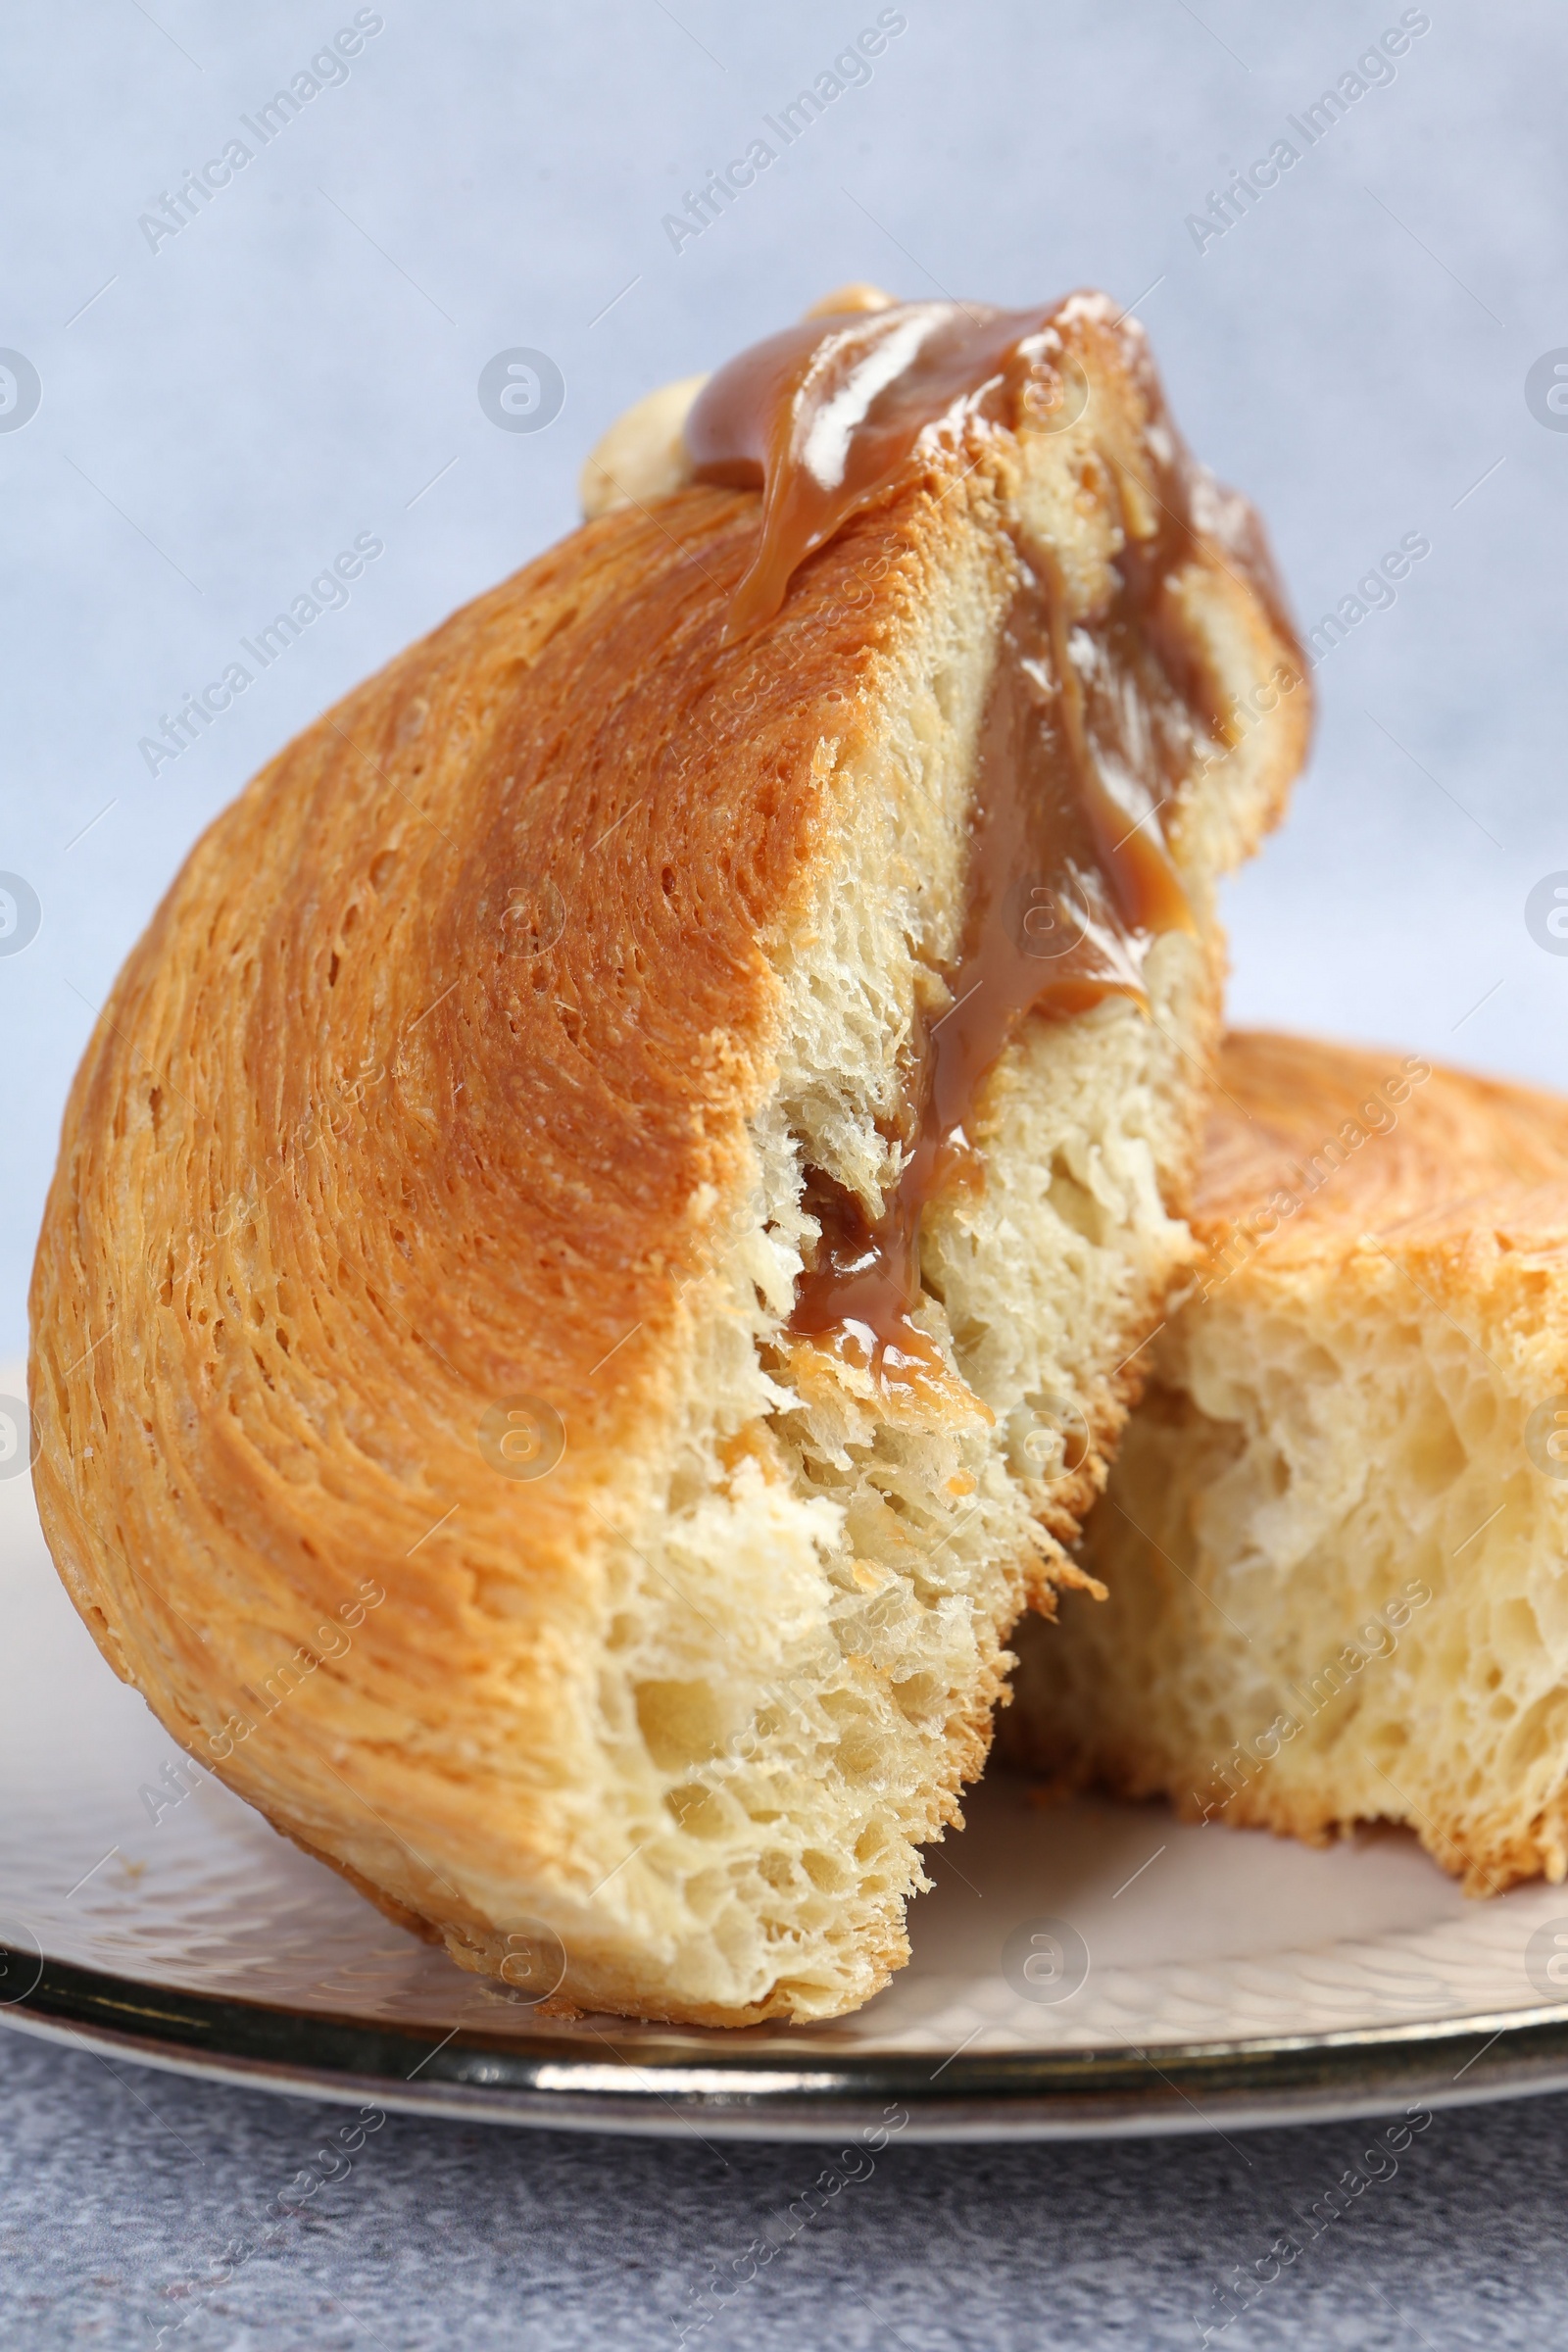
[686, 296, 1300, 1387]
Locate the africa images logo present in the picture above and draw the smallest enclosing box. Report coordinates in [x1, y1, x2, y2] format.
[1525, 351, 1568, 432]
[136, 533, 385, 777]
[1184, 10, 1432, 255]
[662, 11, 908, 253]
[135, 13, 386, 253]
[0, 352, 41, 433]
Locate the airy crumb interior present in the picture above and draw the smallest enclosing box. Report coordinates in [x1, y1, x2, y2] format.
[1010, 1262, 1568, 1893]
[514, 527, 1217, 2021]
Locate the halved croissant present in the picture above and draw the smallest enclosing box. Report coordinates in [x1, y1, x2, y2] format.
[29, 294, 1307, 2022]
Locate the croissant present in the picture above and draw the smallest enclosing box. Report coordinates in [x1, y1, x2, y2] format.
[1007, 1030, 1568, 1895]
[29, 290, 1308, 2022]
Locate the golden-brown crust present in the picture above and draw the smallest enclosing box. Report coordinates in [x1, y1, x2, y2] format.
[1196, 1029, 1568, 1255]
[31, 482, 922, 1930]
[28, 306, 1306, 2020]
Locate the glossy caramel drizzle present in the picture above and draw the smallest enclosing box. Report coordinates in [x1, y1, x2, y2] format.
[687, 301, 1096, 641]
[686, 296, 1291, 1390]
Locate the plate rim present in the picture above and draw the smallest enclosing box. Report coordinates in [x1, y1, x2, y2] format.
[10, 1941, 1568, 2141]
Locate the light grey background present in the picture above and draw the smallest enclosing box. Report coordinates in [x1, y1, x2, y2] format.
[4, 0, 1565, 2340]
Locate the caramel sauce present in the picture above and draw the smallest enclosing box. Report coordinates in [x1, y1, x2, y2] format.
[687, 301, 1098, 641]
[686, 296, 1298, 1392]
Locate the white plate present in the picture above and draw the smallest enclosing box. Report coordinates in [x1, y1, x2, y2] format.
[5, 1368, 1568, 2140]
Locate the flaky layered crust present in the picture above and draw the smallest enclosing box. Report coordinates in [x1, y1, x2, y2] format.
[30, 303, 1307, 2020]
[34, 488, 912, 1971]
[1195, 1030, 1568, 1262]
[1008, 1031, 1568, 1894]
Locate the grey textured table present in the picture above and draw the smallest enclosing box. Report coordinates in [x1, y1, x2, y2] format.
[6, 0, 1567, 2340]
[1, 2024, 1563, 2349]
